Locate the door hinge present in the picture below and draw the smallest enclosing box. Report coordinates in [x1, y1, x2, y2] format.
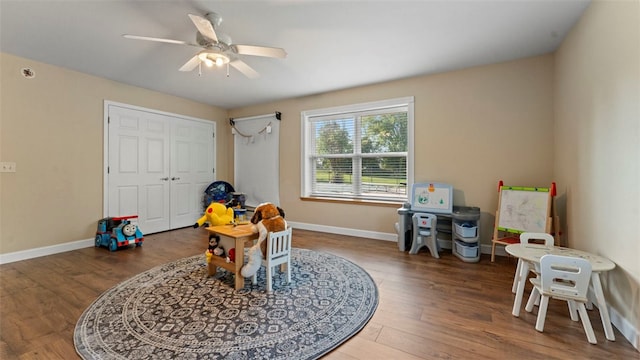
[107, 166, 110, 174]
[212, 167, 215, 173]
[108, 116, 110, 124]
[212, 132, 215, 138]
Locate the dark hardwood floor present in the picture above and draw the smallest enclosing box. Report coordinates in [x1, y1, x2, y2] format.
[1, 227, 638, 359]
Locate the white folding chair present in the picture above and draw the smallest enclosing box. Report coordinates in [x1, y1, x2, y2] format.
[252, 227, 292, 293]
[512, 232, 554, 293]
[525, 254, 596, 344]
[410, 213, 439, 258]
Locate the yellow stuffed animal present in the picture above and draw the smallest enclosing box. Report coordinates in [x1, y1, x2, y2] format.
[193, 202, 234, 228]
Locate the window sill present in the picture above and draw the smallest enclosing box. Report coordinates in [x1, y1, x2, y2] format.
[300, 196, 403, 208]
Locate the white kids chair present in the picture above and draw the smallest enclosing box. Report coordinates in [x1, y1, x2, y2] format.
[410, 213, 439, 258]
[525, 254, 596, 344]
[511, 232, 555, 294]
[252, 227, 292, 293]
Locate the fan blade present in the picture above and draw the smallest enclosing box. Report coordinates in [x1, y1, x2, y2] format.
[188, 14, 218, 42]
[123, 34, 189, 45]
[233, 45, 287, 59]
[230, 59, 259, 79]
[179, 55, 201, 72]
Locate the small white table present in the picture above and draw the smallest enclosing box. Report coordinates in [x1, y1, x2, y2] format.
[505, 243, 616, 341]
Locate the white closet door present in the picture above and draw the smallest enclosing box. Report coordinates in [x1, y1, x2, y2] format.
[107, 104, 215, 233]
[108, 105, 171, 233]
[170, 119, 215, 228]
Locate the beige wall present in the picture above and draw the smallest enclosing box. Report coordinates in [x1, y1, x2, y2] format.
[0, 40, 557, 255]
[554, 0, 640, 344]
[0, 53, 230, 254]
[229, 55, 555, 244]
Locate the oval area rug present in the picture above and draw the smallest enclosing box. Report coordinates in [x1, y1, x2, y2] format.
[74, 248, 378, 359]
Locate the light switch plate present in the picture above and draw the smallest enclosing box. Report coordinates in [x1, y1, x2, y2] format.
[0, 162, 16, 173]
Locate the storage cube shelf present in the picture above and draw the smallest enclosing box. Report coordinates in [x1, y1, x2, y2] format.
[451, 207, 481, 263]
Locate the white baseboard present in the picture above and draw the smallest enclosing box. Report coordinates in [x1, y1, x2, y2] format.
[0, 238, 94, 264]
[489, 244, 508, 257]
[611, 305, 640, 351]
[587, 292, 640, 351]
[286, 221, 397, 242]
[288, 222, 508, 256]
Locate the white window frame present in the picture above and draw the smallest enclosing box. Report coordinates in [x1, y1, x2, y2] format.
[301, 96, 414, 202]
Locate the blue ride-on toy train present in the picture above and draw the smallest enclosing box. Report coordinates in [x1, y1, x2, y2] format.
[95, 215, 144, 251]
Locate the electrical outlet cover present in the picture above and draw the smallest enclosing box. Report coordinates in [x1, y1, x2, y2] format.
[0, 162, 16, 172]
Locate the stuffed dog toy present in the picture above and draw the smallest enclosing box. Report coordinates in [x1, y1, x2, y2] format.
[240, 202, 287, 277]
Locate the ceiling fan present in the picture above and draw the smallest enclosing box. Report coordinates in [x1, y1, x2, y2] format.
[123, 12, 287, 79]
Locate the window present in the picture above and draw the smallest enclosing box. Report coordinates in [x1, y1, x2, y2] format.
[301, 97, 414, 202]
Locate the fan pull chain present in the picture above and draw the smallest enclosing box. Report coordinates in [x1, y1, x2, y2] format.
[226, 64, 230, 77]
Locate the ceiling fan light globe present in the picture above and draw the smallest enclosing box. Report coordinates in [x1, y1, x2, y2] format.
[198, 52, 229, 67]
[198, 52, 211, 66]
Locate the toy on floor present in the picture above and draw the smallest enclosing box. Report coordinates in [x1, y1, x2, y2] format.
[241, 202, 287, 277]
[95, 215, 144, 251]
[202, 181, 235, 212]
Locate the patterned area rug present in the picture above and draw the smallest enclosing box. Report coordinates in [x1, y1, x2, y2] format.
[74, 248, 378, 359]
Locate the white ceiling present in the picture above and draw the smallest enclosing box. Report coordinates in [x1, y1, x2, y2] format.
[0, 0, 590, 109]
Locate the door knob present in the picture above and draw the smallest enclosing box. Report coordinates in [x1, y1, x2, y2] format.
[171, 177, 180, 181]
[160, 177, 169, 181]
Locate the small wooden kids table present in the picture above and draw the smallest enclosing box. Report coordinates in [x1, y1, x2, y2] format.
[206, 224, 258, 290]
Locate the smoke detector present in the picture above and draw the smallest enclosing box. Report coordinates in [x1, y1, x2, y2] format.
[21, 68, 35, 79]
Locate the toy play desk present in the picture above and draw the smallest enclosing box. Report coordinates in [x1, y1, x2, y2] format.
[397, 204, 481, 262]
[206, 224, 259, 290]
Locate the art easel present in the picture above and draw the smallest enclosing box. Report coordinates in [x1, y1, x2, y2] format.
[490, 181, 560, 262]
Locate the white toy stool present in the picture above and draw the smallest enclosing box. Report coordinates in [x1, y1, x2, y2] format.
[410, 213, 439, 258]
